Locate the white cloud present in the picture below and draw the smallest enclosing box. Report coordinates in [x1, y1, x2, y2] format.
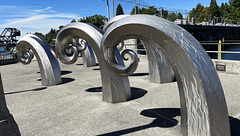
[35, 6, 54, 13]
[0, 5, 80, 36]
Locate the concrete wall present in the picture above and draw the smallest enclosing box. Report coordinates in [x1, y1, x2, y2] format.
[212, 59, 240, 74]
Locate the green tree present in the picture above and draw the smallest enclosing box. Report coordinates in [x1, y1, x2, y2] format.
[130, 6, 140, 14]
[177, 12, 183, 19]
[71, 19, 76, 23]
[116, 4, 124, 15]
[169, 12, 177, 21]
[79, 14, 107, 28]
[45, 28, 57, 45]
[162, 9, 169, 19]
[141, 6, 159, 15]
[209, 0, 220, 19]
[228, 0, 240, 22]
[34, 32, 45, 38]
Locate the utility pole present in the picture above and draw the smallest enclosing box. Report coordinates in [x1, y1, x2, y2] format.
[138, 0, 140, 14]
[112, 0, 114, 17]
[134, 0, 137, 14]
[106, 0, 110, 20]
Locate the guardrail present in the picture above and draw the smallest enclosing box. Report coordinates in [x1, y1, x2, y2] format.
[201, 41, 240, 60]
[0, 52, 16, 60]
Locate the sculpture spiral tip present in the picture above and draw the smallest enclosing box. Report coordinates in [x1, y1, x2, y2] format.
[17, 49, 34, 65]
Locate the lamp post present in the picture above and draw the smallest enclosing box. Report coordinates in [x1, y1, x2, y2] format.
[106, 0, 110, 20]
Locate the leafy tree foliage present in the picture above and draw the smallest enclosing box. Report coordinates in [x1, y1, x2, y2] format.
[71, 19, 76, 23]
[116, 4, 124, 15]
[177, 12, 183, 19]
[189, 0, 240, 23]
[79, 14, 107, 28]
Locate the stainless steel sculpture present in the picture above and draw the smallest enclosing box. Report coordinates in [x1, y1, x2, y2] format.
[0, 73, 21, 136]
[17, 34, 62, 86]
[101, 15, 230, 136]
[103, 15, 175, 84]
[55, 22, 134, 103]
[72, 38, 96, 67]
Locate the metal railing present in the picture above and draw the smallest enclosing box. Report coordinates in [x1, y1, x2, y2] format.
[0, 52, 16, 60]
[201, 41, 240, 60]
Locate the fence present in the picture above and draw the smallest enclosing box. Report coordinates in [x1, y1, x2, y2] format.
[0, 52, 16, 60]
[201, 41, 240, 60]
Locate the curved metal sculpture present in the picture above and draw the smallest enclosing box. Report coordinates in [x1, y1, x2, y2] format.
[0, 73, 21, 136]
[103, 15, 174, 84]
[72, 38, 96, 67]
[101, 15, 230, 136]
[17, 34, 62, 86]
[55, 22, 133, 103]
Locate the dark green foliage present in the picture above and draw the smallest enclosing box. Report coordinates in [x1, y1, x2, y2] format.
[162, 9, 169, 19]
[209, 0, 220, 18]
[116, 4, 124, 15]
[141, 6, 159, 15]
[169, 12, 177, 21]
[188, 0, 240, 23]
[79, 14, 107, 28]
[177, 12, 183, 19]
[130, 6, 140, 15]
[71, 19, 76, 23]
[34, 25, 64, 46]
[45, 28, 57, 45]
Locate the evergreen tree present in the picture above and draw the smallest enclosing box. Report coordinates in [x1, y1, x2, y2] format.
[116, 4, 124, 15]
[169, 12, 177, 21]
[71, 19, 76, 23]
[162, 9, 169, 19]
[209, 0, 220, 19]
[79, 14, 107, 28]
[228, 0, 240, 22]
[141, 6, 159, 15]
[130, 6, 140, 14]
[177, 12, 183, 19]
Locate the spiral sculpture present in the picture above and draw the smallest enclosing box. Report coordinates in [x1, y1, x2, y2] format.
[103, 15, 175, 83]
[55, 22, 133, 103]
[17, 34, 62, 86]
[72, 38, 96, 67]
[101, 15, 230, 136]
[0, 73, 21, 136]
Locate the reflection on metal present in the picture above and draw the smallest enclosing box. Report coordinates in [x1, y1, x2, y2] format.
[17, 34, 62, 86]
[55, 22, 131, 103]
[73, 38, 96, 67]
[0, 73, 21, 136]
[103, 15, 174, 83]
[101, 15, 230, 135]
[143, 41, 175, 83]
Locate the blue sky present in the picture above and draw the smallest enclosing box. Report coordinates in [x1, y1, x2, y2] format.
[0, 0, 229, 36]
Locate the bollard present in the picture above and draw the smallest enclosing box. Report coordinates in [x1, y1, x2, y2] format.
[218, 40, 222, 60]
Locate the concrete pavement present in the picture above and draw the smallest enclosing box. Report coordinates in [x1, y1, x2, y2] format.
[0, 55, 239, 136]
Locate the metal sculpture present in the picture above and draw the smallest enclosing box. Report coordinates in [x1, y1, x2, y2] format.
[0, 73, 21, 136]
[103, 15, 175, 84]
[101, 15, 230, 136]
[55, 22, 135, 103]
[72, 38, 96, 67]
[17, 34, 62, 86]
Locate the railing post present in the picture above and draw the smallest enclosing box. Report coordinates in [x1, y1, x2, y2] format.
[218, 40, 222, 60]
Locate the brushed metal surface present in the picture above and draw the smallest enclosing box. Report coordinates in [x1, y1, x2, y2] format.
[73, 38, 96, 67]
[55, 22, 131, 103]
[0, 73, 21, 136]
[17, 34, 62, 86]
[101, 15, 230, 136]
[103, 15, 174, 83]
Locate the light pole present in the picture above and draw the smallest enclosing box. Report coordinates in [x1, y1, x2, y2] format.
[112, 0, 114, 17]
[106, 0, 110, 20]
